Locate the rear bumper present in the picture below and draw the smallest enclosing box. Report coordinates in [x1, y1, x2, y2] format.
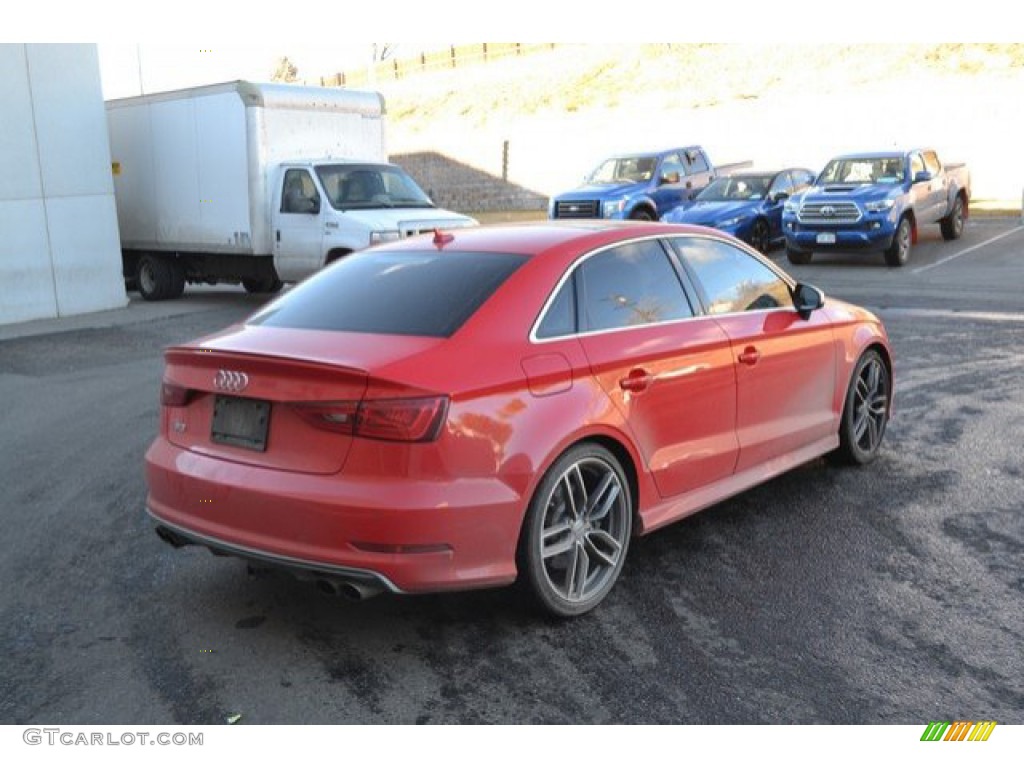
[145, 437, 523, 593]
[150, 512, 401, 594]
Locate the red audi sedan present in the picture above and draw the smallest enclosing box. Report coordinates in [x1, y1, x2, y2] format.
[147, 222, 892, 616]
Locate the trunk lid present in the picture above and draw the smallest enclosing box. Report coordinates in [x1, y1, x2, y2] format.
[161, 325, 440, 475]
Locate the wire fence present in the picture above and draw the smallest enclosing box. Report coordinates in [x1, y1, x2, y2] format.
[313, 43, 557, 88]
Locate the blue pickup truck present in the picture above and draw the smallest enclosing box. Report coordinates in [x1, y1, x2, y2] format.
[782, 149, 970, 267]
[549, 146, 721, 221]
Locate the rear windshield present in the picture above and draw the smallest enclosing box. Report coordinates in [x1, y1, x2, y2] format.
[250, 250, 527, 337]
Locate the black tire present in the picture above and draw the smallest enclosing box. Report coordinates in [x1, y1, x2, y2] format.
[940, 195, 965, 241]
[786, 246, 813, 265]
[519, 443, 632, 617]
[884, 216, 912, 267]
[830, 348, 890, 466]
[629, 209, 654, 221]
[242, 277, 283, 294]
[750, 218, 771, 253]
[136, 255, 183, 301]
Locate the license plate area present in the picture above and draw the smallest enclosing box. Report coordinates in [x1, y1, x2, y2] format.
[816, 232, 837, 244]
[211, 396, 270, 452]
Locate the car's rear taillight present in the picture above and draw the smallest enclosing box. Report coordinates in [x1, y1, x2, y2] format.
[292, 402, 360, 434]
[293, 396, 448, 443]
[160, 379, 194, 407]
[357, 397, 448, 443]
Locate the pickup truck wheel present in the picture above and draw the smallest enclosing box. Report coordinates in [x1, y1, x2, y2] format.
[629, 209, 654, 221]
[884, 217, 912, 267]
[750, 219, 771, 253]
[940, 196, 965, 241]
[786, 247, 812, 265]
[136, 255, 181, 301]
[242, 277, 283, 294]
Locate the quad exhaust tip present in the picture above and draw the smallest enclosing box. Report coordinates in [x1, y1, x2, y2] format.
[153, 528, 385, 606]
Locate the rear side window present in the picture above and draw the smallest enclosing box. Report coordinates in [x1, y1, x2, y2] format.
[251, 251, 526, 337]
[536, 279, 577, 339]
[671, 237, 792, 315]
[578, 240, 693, 332]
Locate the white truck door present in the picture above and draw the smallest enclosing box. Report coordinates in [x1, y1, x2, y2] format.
[273, 168, 325, 282]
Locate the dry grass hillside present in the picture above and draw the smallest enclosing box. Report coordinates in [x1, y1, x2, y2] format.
[323, 44, 1024, 212]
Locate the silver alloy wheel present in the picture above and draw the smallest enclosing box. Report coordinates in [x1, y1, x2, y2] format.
[538, 457, 629, 604]
[950, 198, 964, 236]
[852, 355, 889, 453]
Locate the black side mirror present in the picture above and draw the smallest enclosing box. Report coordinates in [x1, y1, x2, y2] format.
[793, 282, 824, 319]
[913, 170, 933, 184]
[772, 191, 789, 204]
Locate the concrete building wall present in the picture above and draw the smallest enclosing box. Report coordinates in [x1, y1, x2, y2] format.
[0, 44, 125, 326]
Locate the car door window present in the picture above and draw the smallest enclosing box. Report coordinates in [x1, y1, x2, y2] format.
[792, 170, 814, 191]
[923, 151, 941, 176]
[671, 237, 792, 315]
[768, 172, 793, 198]
[281, 169, 320, 214]
[578, 240, 694, 332]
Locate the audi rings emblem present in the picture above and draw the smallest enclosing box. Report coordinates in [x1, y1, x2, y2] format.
[214, 370, 249, 393]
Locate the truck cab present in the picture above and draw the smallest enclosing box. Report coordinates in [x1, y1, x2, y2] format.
[549, 146, 715, 221]
[271, 161, 477, 282]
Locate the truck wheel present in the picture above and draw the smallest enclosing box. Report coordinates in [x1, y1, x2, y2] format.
[137, 255, 183, 301]
[242, 277, 283, 294]
[940, 196, 965, 241]
[786, 247, 813, 265]
[884, 217, 912, 267]
[629, 209, 654, 221]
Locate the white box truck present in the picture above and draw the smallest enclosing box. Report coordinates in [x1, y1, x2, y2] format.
[106, 80, 477, 300]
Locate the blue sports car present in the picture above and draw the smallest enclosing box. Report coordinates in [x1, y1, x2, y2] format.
[662, 168, 815, 253]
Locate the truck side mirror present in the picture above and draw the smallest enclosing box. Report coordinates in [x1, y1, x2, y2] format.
[772, 191, 790, 204]
[913, 170, 933, 184]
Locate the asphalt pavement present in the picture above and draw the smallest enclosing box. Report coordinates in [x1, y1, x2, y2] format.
[0, 218, 1021, 724]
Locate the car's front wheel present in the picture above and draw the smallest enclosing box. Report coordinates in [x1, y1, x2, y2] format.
[831, 348, 891, 465]
[520, 443, 632, 617]
[750, 218, 771, 253]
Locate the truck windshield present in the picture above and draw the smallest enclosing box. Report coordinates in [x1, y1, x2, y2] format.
[316, 164, 436, 210]
[818, 157, 906, 185]
[587, 156, 657, 184]
[696, 175, 770, 201]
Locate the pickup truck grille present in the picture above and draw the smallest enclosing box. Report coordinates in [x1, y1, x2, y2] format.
[797, 201, 862, 224]
[554, 200, 600, 219]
